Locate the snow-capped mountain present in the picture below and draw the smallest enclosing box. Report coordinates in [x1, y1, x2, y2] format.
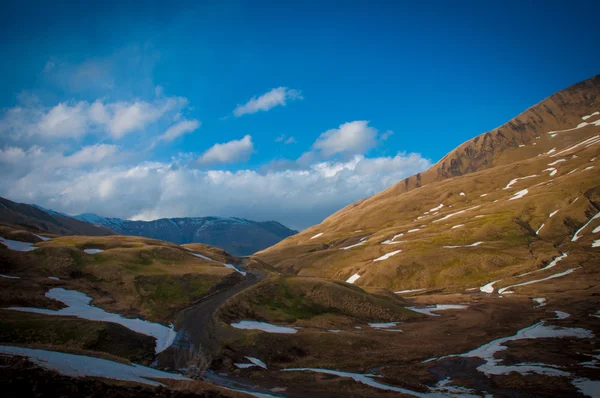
[73, 213, 297, 256]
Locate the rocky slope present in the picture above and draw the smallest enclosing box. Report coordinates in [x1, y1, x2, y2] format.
[74, 213, 297, 256]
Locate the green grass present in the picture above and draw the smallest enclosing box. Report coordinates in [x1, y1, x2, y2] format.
[135, 274, 221, 319]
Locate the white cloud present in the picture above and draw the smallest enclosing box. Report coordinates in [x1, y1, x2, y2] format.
[275, 134, 296, 144]
[196, 135, 254, 166]
[158, 119, 200, 143]
[63, 144, 119, 166]
[0, 149, 430, 230]
[233, 87, 302, 117]
[38, 102, 89, 138]
[0, 96, 188, 142]
[313, 120, 379, 157]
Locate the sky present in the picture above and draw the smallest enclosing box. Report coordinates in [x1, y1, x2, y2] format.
[0, 0, 599, 230]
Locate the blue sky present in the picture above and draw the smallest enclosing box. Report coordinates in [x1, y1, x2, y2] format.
[0, 0, 599, 229]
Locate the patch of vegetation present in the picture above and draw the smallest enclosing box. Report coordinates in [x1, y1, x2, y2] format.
[135, 274, 222, 319]
[0, 311, 154, 364]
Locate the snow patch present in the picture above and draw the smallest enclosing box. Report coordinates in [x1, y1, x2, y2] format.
[83, 249, 104, 254]
[0, 274, 20, 279]
[373, 250, 402, 261]
[0, 345, 189, 387]
[429, 204, 444, 212]
[346, 273, 361, 284]
[34, 234, 52, 241]
[582, 111, 600, 120]
[0, 237, 36, 252]
[230, 320, 297, 334]
[341, 241, 366, 250]
[548, 159, 566, 166]
[503, 175, 538, 190]
[310, 233, 323, 240]
[443, 241, 483, 249]
[7, 288, 176, 354]
[509, 189, 528, 200]
[498, 268, 579, 294]
[532, 298, 547, 308]
[407, 304, 467, 317]
[451, 224, 464, 229]
[543, 167, 557, 176]
[394, 288, 426, 294]
[480, 280, 500, 293]
[572, 211, 600, 241]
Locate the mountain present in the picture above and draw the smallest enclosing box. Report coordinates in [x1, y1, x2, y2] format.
[73, 213, 297, 256]
[256, 75, 600, 290]
[0, 196, 114, 237]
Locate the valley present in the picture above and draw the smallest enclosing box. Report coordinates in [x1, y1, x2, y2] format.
[1, 76, 600, 397]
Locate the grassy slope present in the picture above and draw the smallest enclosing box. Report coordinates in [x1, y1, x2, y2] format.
[220, 275, 422, 326]
[0, 232, 245, 368]
[257, 119, 600, 292]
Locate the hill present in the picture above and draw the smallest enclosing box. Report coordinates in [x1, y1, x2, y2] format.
[0, 197, 113, 237]
[256, 75, 600, 292]
[74, 213, 297, 256]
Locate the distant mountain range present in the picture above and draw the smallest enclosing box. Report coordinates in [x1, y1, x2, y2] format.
[0, 197, 297, 255]
[73, 213, 297, 256]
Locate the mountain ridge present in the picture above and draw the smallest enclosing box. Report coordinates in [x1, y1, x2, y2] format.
[73, 212, 298, 256]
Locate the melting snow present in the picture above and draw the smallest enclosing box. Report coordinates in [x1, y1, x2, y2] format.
[584, 166, 595, 171]
[548, 159, 566, 166]
[429, 204, 444, 212]
[191, 252, 215, 261]
[310, 233, 323, 240]
[341, 241, 366, 250]
[572, 211, 600, 241]
[573, 378, 600, 398]
[549, 210, 559, 218]
[245, 356, 267, 369]
[432, 205, 480, 223]
[503, 175, 538, 190]
[382, 233, 404, 245]
[535, 223, 545, 235]
[48, 276, 60, 281]
[459, 192, 465, 196]
[451, 224, 464, 229]
[407, 228, 420, 233]
[532, 298, 547, 308]
[346, 273, 361, 284]
[407, 304, 467, 316]
[395, 288, 426, 294]
[518, 252, 568, 277]
[582, 111, 600, 120]
[443, 242, 483, 249]
[0, 274, 20, 279]
[480, 193, 488, 197]
[480, 280, 501, 293]
[224, 263, 247, 276]
[369, 322, 399, 329]
[552, 135, 600, 157]
[509, 189, 528, 200]
[373, 250, 402, 261]
[0, 237, 36, 252]
[7, 288, 176, 354]
[83, 249, 104, 254]
[0, 345, 190, 387]
[543, 167, 558, 176]
[592, 240, 600, 248]
[424, 311, 593, 377]
[497, 268, 579, 294]
[235, 363, 256, 369]
[230, 320, 297, 334]
[34, 234, 52, 241]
